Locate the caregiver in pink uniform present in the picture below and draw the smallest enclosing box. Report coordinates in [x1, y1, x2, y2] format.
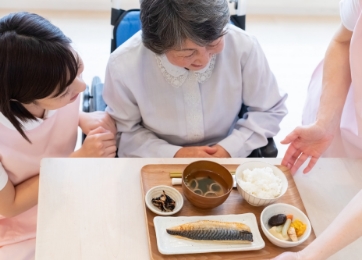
[0, 12, 117, 259]
[273, 0, 362, 259]
[282, 0, 362, 174]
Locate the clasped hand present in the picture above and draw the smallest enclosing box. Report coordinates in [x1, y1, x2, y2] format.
[73, 111, 117, 158]
[174, 144, 231, 158]
[79, 111, 117, 135]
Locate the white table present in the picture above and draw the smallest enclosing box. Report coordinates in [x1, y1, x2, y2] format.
[35, 158, 362, 260]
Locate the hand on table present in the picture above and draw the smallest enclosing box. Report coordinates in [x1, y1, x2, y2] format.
[281, 124, 333, 174]
[72, 127, 117, 158]
[79, 111, 117, 135]
[174, 146, 218, 158]
[271, 252, 301, 260]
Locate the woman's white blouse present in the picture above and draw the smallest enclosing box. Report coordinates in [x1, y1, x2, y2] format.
[340, 0, 362, 31]
[103, 24, 288, 158]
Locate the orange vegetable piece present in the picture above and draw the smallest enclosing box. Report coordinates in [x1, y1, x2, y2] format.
[290, 219, 307, 237]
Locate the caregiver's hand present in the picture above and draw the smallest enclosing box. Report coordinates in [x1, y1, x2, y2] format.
[174, 146, 218, 158]
[79, 111, 117, 135]
[271, 252, 301, 260]
[71, 127, 117, 158]
[281, 124, 333, 174]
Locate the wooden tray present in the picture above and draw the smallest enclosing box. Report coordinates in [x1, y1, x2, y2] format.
[141, 164, 315, 259]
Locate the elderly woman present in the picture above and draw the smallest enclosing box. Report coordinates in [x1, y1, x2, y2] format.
[103, 0, 287, 158]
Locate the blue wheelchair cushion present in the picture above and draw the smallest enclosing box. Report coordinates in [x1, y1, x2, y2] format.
[115, 10, 141, 48]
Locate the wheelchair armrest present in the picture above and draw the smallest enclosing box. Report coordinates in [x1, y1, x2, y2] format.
[81, 77, 106, 143]
[81, 76, 107, 114]
[82, 85, 91, 113]
[239, 104, 278, 158]
[89, 76, 107, 112]
[247, 138, 278, 158]
[260, 137, 278, 158]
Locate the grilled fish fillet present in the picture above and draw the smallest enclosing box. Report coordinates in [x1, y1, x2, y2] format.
[166, 220, 253, 243]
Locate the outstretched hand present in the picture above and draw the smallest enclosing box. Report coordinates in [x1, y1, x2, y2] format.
[281, 124, 333, 174]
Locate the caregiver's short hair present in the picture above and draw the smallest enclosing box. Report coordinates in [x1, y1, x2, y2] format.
[140, 0, 230, 54]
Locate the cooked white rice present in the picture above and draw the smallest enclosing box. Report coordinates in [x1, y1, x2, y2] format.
[237, 167, 282, 199]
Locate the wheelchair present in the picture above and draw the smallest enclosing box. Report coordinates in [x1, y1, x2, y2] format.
[83, 0, 278, 158]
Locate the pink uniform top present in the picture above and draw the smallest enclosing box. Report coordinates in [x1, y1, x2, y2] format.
[303, 0, 362, 157]
[0, 97, 79, 247]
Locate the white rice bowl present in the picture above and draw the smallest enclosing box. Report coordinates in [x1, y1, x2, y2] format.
[238, 167, 282, 199]
[235, 161, 288, 206]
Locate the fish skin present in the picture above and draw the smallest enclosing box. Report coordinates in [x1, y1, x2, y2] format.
[166, 220, 253, 242]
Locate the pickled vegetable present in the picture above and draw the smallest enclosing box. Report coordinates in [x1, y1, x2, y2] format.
[268, 214, 287, 226]
[287, 226, 298, 242]
[151, 190, 176, 212]
[282, 218, 292, 237]
[276, 225, 283, 233]
[269, 226, 289, 241]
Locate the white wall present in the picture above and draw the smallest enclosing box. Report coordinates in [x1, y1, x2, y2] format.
[1, 0, 340, 15]
[245, 0, 340, 15]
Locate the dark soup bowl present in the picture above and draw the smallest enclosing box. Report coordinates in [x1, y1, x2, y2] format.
[182, 160, 233, 209]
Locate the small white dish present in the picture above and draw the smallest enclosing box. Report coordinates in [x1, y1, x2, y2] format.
[260, 203, 312, 248]
[145, 185, 183, 216]
[154, 213, 265, 255]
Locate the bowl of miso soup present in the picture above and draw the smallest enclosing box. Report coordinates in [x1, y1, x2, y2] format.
[182, 160, 233, 209]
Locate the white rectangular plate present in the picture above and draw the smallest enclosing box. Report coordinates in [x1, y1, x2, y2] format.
[153, 213, 265, 255]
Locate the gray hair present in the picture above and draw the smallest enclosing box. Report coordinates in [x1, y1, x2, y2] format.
[140, 0, 230, 54]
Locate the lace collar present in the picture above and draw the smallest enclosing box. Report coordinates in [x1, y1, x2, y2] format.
[155, 54, 216, 88]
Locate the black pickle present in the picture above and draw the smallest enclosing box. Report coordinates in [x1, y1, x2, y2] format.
[268, 214, 287, 226]
[151, 190, 176, 212]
